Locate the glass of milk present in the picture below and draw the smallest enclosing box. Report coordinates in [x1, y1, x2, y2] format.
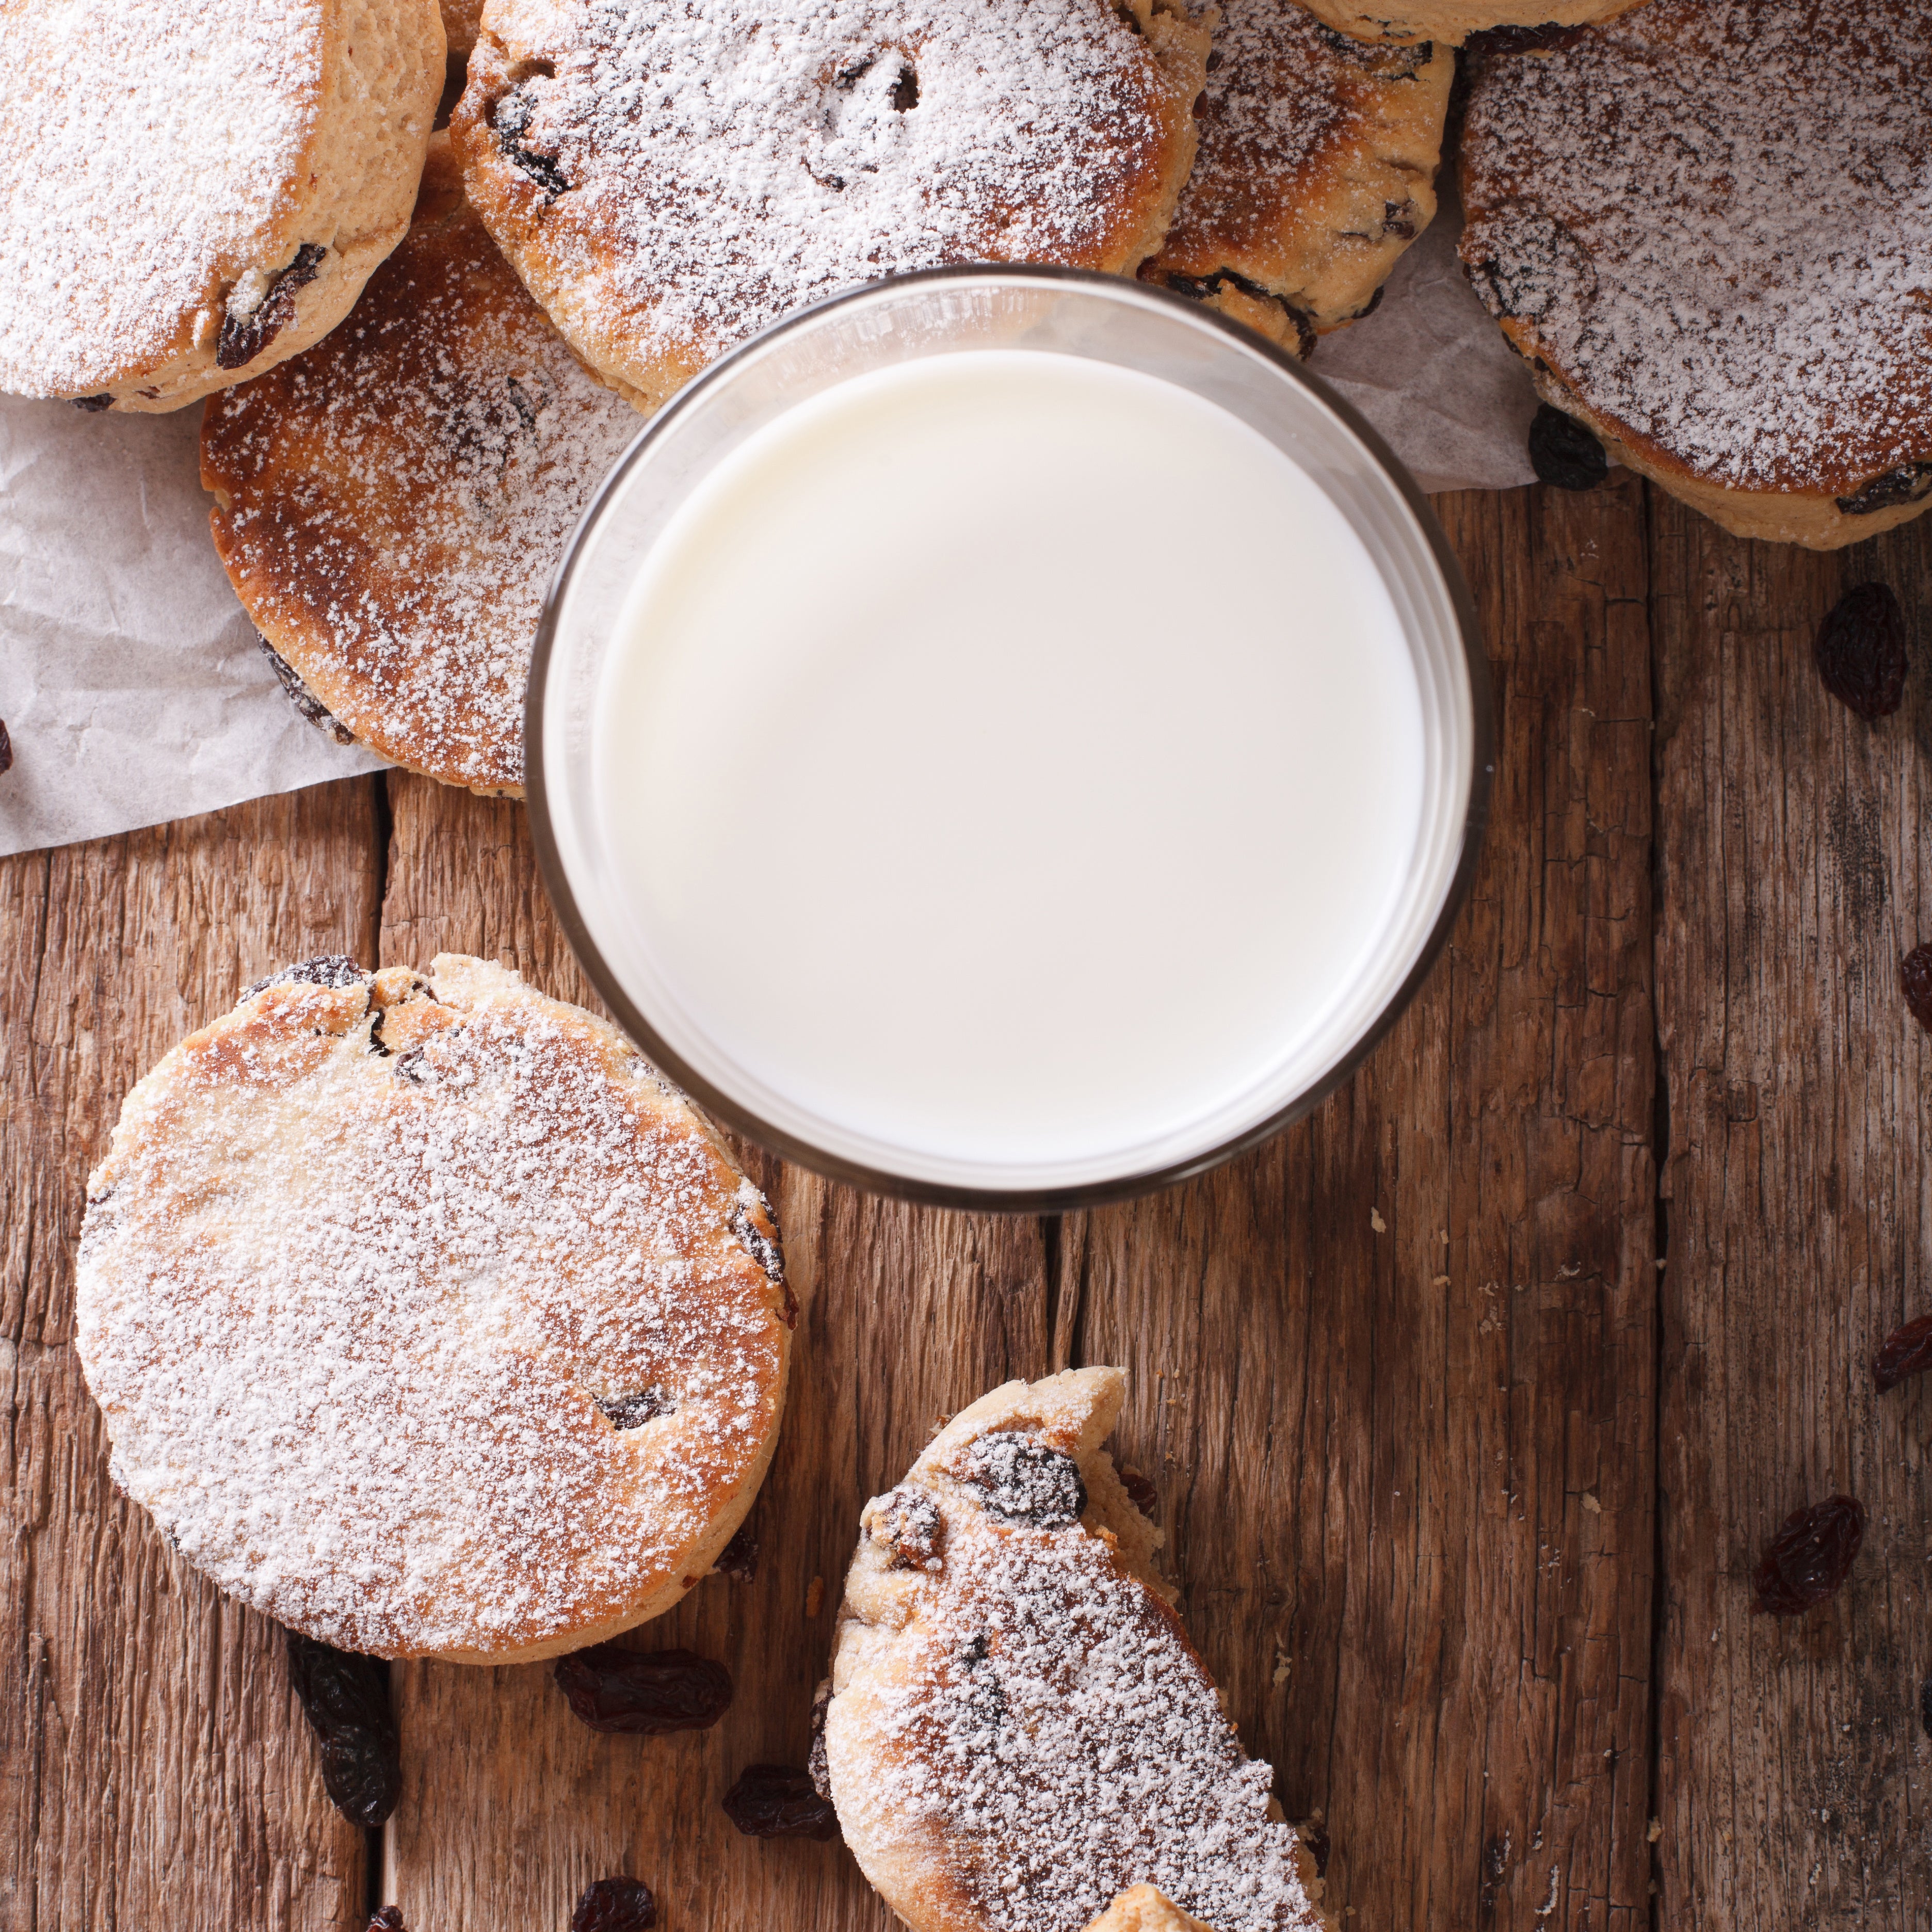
[528, 267, 1490, 1208]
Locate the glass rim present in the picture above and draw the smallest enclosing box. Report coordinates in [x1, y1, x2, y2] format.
[525, 261, 1494, 1213]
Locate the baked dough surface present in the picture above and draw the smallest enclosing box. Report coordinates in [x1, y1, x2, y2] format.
[76, 955, 793, 1662]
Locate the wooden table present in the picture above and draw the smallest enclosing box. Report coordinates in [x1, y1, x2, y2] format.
[5, 479, 1929, 1931]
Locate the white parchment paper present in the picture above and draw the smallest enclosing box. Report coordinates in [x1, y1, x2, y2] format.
[0, 208, 1534, 860]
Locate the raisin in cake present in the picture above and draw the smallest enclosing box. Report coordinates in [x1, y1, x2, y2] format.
[202, 137, 639, 795]
[0, 0, 443, 412]
[1460, 0, 1932, 547]
[75, 955, 793, 1663]
[449, 0, 1210, 409]
[825, 1369, 1325, 1932]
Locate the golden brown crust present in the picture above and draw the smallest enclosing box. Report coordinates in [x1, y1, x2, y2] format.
[75, 954, 792, 1662]
[1297, 0, 1649, 48]
[452, 0, 1209, 410]
[1148, 6, 1451, 352]
[826, 1371, 1323, 1932]
[201, 138, 640, 793]
[1459, 0, 1932, 548]
[0, 0, 444, 411]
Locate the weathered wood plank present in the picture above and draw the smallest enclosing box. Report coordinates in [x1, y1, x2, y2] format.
[1071, 480, 1659, 1932]
[1, 779, 385, 1932]
[378, 775, 1050, 1931]
[1650, 501, 1932, 1926]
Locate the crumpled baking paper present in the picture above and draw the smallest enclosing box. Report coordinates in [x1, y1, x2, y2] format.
[0, 208, 1534, 860]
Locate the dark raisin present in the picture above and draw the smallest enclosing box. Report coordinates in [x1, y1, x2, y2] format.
[72, 393, 115, 412]
[728, 1194, 786, 1284]
[493, 87, 570, 194]
[367, 1009, 392, 1057]
[1752, 1494, 1864, 1616]
[714, 1514, 760, 1582]
[248, 956, 368, 998]
[1382, 198, 1418, 240]
[553, 1643, 732, 1734]
[1118, 1464, 1159, 1519]
[595, 1388, 674, 1429]
[1528, 404, 1608, 491]
[0, 719, 11, 776]
[1467, 21, 1585, 54]
[808, 1678, 833, 1799]
[286, 1632, 401, 1828]
[217, 243, 326, 370]
[1836, 462, 1932, 517]
[366, 1911, 406, 1932]
[255, 633, 357, 746]
[959, 1435, 1086, 1530]
[571, 1876, 657, 1932]
[867, 1485, 945, 1569]
[721, 1763, 839, 1841]
[890, 62, 919, 109]
[1873, 1312, 1932, 1392]
[955, 1631, 1005, 1731]
[1152, 267, 1316, 359]
[1900, 945, 1932, 1031]
[1298, 1819, 1331, 1878]
[1814, 583, 1908, 720]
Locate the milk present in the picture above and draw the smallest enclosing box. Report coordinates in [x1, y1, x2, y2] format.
[590, 350, 1429, 1191]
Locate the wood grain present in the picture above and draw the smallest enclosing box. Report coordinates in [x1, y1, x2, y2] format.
[1, 780, 385, 1932]
[378, 775, 1050, 1932]
[1651, 503, 1932, 1926]
[1070, 480, 1660, 1932]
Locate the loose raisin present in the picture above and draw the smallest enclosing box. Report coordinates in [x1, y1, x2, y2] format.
[1118, 1464, 1160, 1519]
[1752, 1495, 1864, 1616]
[1814, 583, 1907, 720]
[571, 1876, 657, 1932]
[1902, 945, 1932, 1032]
[286, 1632, 401, 1828]
[1527, 405, 1607, 491]
[554, 1643, 732, 1734]
[1873, 1313, 1932, 1392]
[713, 1515, 759, 1582]
[959, 1435, 1086, 1530]
[366, 1911, 406, 1932]
[722, 1764, 839, 1841]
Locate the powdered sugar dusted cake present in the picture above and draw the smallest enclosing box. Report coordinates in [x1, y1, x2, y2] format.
[0, 0, 444, 412]
[75, 955, 793, 1663]
[825, 1369, 1324, 1932]
[202, 138, 639, 796]
[1459, 0, 1932, 548]
[1147, 0, 1451, 354]
[449, 0, 1211, 409]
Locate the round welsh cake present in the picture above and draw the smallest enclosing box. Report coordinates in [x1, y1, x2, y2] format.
[0, 0, 444, 412]
[1147, 1, 1452, 354]
[826, 1369, 1325, 1932]
[75, 955, 793, 1663]
[449, 0, 1211, 409]
[202, 137, 640, 795]
[1459, 0, 1932, 548]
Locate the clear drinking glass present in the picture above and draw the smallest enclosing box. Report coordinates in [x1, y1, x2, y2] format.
[527, 265, 1492, 1209]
